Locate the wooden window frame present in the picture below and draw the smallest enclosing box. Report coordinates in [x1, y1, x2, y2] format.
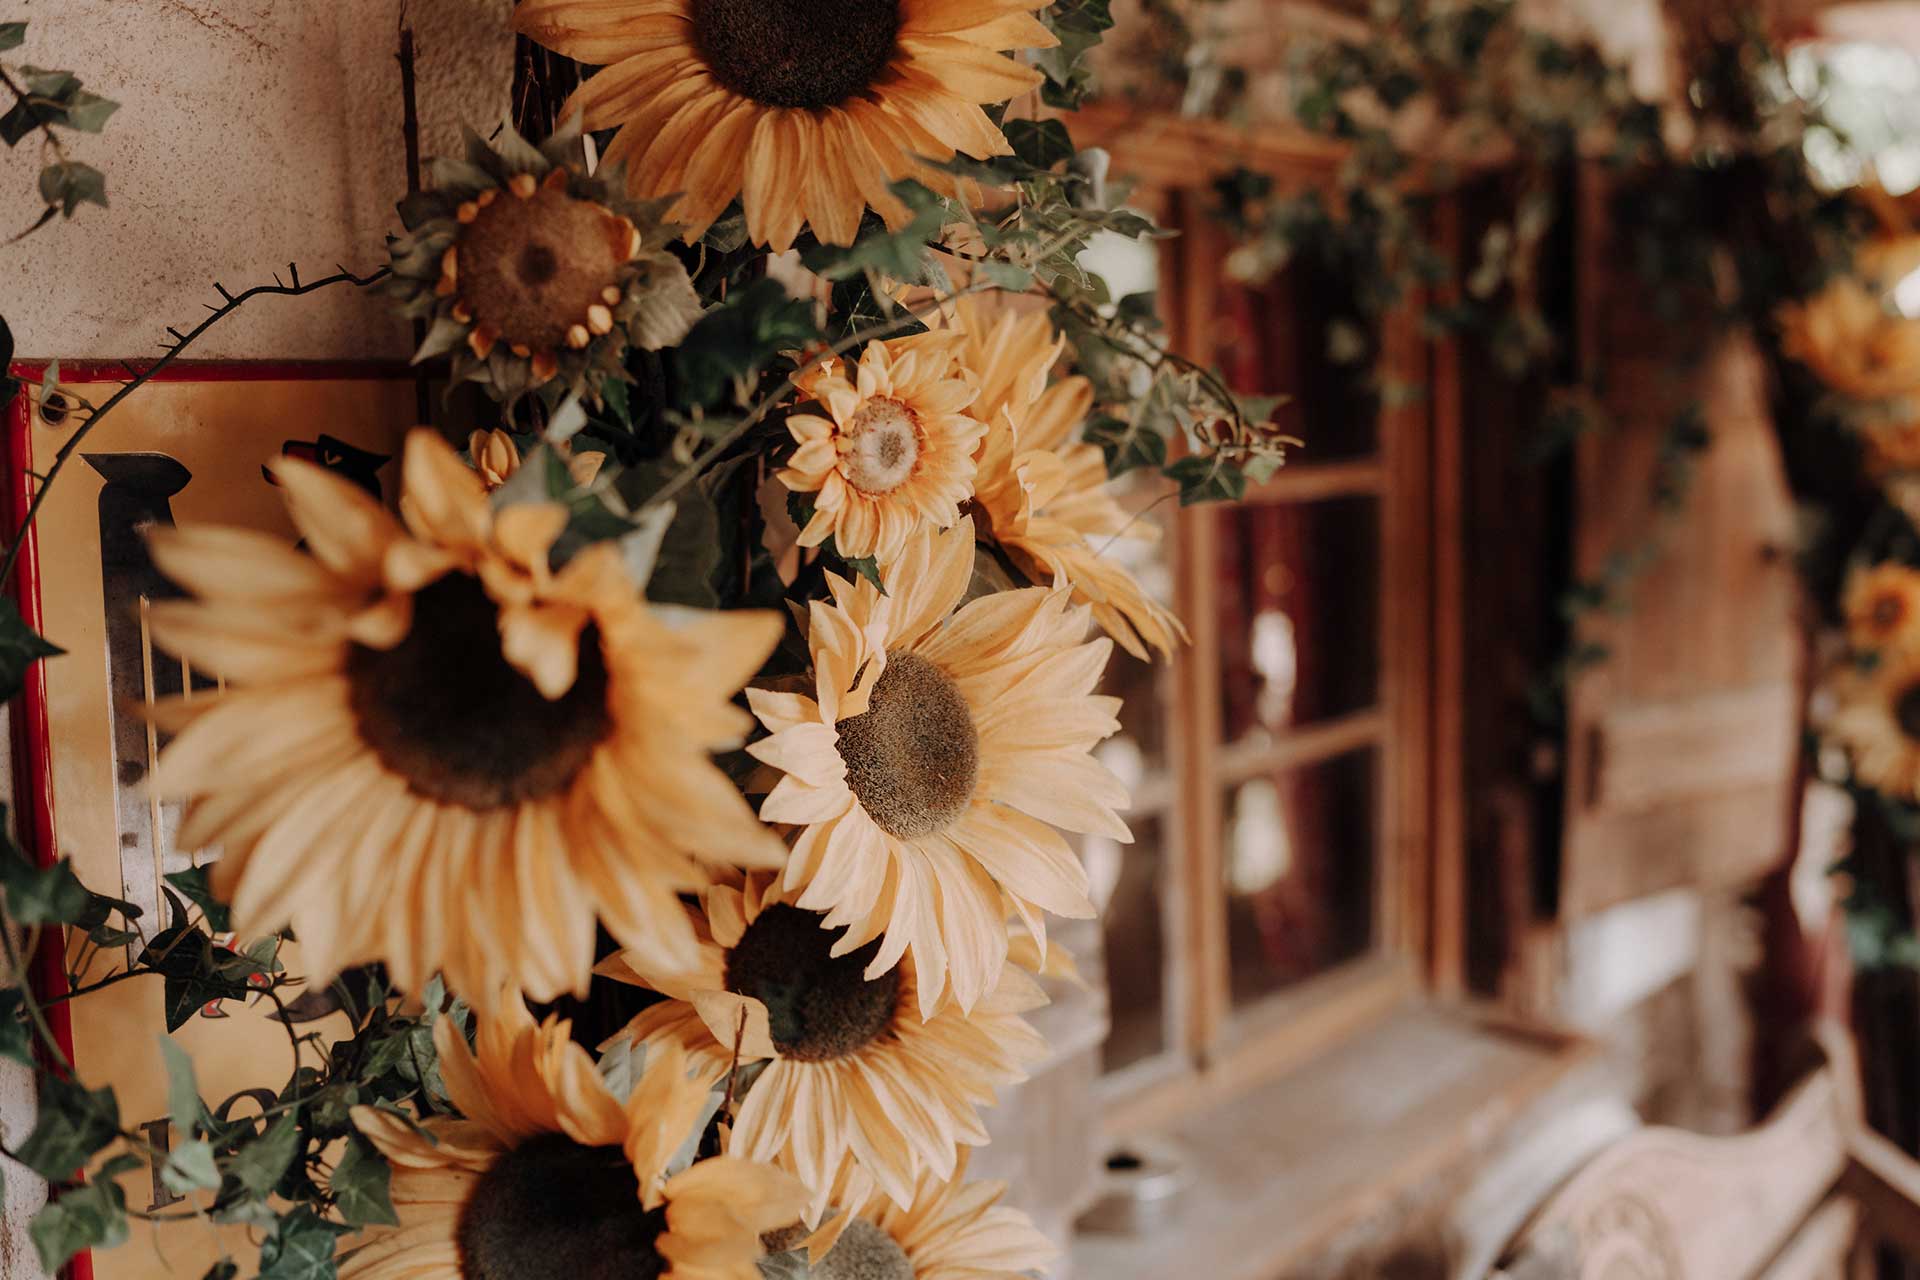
[1068, 108, 1468, 1133]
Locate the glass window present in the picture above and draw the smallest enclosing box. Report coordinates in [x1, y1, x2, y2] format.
[1091, 813, 1170, 1073]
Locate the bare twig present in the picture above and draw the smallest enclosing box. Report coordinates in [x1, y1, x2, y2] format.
[0, 265, 391, 589]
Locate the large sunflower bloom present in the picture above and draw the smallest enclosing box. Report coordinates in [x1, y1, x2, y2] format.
[603, 874, 1048, 1217]
[510, 0, 1055, 251]
[1780, 235, 1920, 402]
[746, 518, 1125, 1017]
[779, 333, 987, 563]
[790, 1158, 1057, 1280]
[145, 429, 784, 1012]
[341, 998, 806, 1280]
[1832, 650, 1920, 800]
[1846, 562, 1920, 653]
[951, 301, 1186, 658]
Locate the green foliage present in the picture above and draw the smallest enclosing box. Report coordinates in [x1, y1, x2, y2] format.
[164, 865, 233, 933]
[0, 40, 117, 237]
[31, 1178, 128, 1272]
[672, 278, 820, 410]
[1037, 0, 1115, 109]
[0, 595, 60, 704]
[16, 1074, 120, 1179]
[330, 1134, 399, 1227]
[256, 1208, 349, 1280]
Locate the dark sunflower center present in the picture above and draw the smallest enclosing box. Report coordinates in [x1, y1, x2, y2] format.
[458, 183, 629, 351]
[816, 1219, 915, 1280]
[346, 573, 613, 810]
[690, 0, 902, 110]
[1875, 595, 1908, 630]
[458, 1134, 667, 1280]
[724, 903, 900, 1062]
[1897, 682, 1920, 742]
[835, 652, 977, 838]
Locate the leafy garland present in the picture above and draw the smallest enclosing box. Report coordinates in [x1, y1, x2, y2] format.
[0, 4, 1289, 1277]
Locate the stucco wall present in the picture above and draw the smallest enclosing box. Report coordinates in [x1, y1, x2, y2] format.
[1, 0, 513, 360]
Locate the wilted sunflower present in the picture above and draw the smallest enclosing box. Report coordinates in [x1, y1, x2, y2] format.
[468, 427, 607, 491]
[781, 1158, 1057, 1280]
[1780, 235, 1920, 402]
[746, 518, 1125, 1016]
[341, 997, 806, 1280]
[950, 300, 1187, 658]
[1846, 562, 1920, 652]
[602, 874, 1048, 1217]
[145, 429, 785, 1011]
[511, 0, 1054, 251]
[779, 333, 987, 563]
[387, 119, 702, 403]
[1832, 650, 1920, 800]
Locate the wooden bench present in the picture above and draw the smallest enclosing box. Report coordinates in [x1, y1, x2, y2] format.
[1491, 1028, 1920, 1279]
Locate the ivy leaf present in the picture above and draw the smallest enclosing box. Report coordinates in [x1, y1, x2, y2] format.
[0, 23, 24, 53]
[158, 1035, 205, 1136]
[38, 161, 107, 217]
[163, 866, 233, 933]
[16, 1075, 121, 1179]
[0, 596, 61, 705]
[0, 313, 16, 406]
[202, 1261, 240, 1280]
[1166, 455, 1248, 506]
[138, 925, 254, 1033]
[0, 831, 91, 926]
[30, 1179, 128, 1272]
[800, 182, 948, 283]
[1004, 119, 1075, 171]
[227, 1114, 300, 1200]
[330, 1134, 399, 1227]
[57, 92, 117, 134]
[0, 987, 31, 1066]
[1084, 413, 1168, 475]
[672, 278, 819, 408]
[257, 1207, 349, 1280]
[160, 1140, 221, 1195]
[646, 482, 722, 609]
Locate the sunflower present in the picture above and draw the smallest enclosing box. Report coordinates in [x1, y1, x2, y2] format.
[510, 0, 1055, 251]
[950, 300, 1187, 658]
[746, 517, 1124, 1016]
[144, 429, 785, 1012]
[468, 428, 607, 491]
[1780, 234, 1920, 402]
[341, 997, 807, 1280]
[386, 119, 702, 403]
[603, 874, 1049, 1218]
[1832, 650, 1920, 800]
[1846, 562, 1920, 652]
[778, 1159, 1057, 1280]
[779, 333, 987, 563]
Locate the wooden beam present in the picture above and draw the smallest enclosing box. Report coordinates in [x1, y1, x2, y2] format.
[1214, 709, 1385, 788]
[1243, 459, 1385, 506]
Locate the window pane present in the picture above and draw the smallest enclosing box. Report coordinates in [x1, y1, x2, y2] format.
[1223, 748, 1377, 1007]
[1217, 495, 1380, 745]
[1090, 813, 1169, 1072]
[1094, 476, 1178, 784]
[1218, 261, 1380, 461]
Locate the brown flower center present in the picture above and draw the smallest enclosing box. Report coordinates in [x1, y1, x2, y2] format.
[724, 903, 900, 1062]
[1896, 682, 1920, 743]
[690, 0, 901, 111]
[458, 182, 629, 351]
[815, 1219, 915, 1280]
[347, 573, 613, 810]
[1874, 594, 1908, 631]
[458, 1134, 667, 1280]
[836, 652, 977, 838]
[840, 398, 922, 495]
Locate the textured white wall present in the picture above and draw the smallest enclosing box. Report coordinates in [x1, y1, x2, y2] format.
[1, 0, 513, 360]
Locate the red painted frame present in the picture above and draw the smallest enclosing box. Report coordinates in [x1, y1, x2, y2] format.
[3, 359, 410, 1280]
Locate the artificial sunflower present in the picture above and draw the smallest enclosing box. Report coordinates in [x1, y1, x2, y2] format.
[387, 119, 702, 403]
[779, 332, 987, 563]
[950, 299, 1187, 658]
[1780, 234, 1920, 402]
[777, 1158, 1057, 1280]
[340, 997, 806, 1280]
[468, 427, 607, 491]
[1832, 650, 1920, 800]
[746, 518, 1125, 1016]
[603, 873, 1049, 1217]
[1845, 562, 1920, 652]
[511, 0, 1055, 251]
[145, 429, 785, 1012]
